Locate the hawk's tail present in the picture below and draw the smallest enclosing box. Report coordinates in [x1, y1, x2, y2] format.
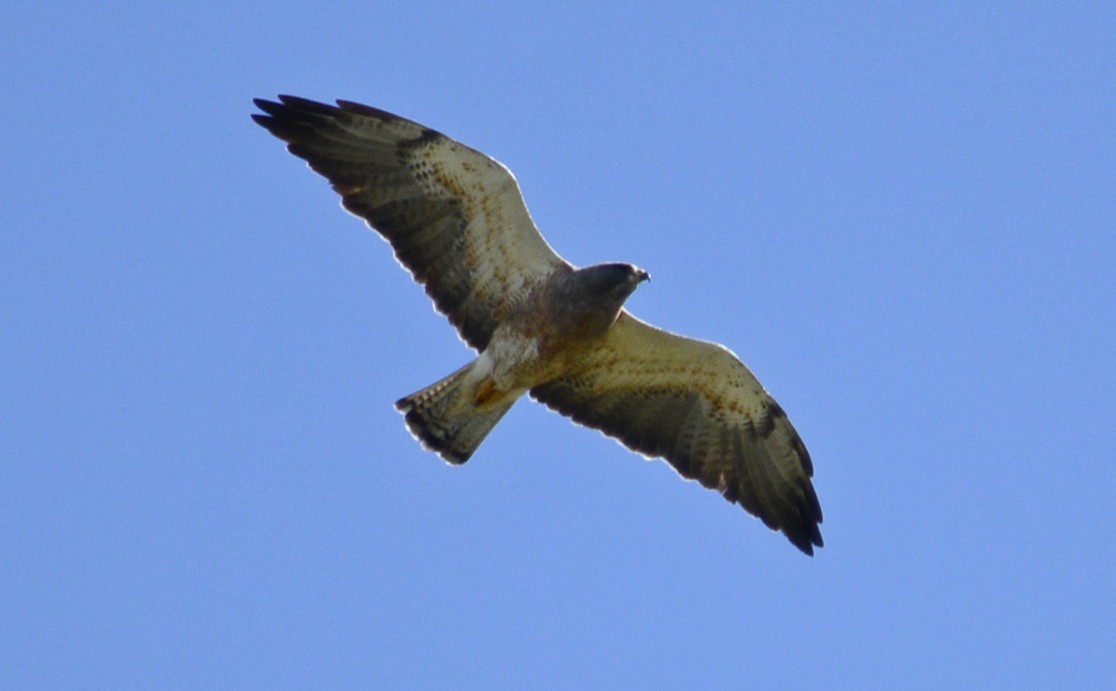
[394, 364, 515, 464]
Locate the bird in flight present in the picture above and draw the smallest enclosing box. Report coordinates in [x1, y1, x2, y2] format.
[252, 95, 823, 554]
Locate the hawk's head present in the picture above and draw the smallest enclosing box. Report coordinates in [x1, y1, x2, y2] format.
[578, 263, 650, 305]
[571, 262, 651, 330]
[547, 263, 650, 336]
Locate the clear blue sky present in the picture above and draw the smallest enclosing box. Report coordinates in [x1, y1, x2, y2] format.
[3, 2, 1114, 687]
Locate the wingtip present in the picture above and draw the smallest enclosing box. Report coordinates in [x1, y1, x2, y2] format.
[276, 94, 330, 109]
[788, 524, 824, 556]
[251, 96, 286, 117]
[788, 536, 819, 557]
[252, 95, 342, 119]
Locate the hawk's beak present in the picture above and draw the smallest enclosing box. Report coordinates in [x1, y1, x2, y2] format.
[637, 269, 651, 283]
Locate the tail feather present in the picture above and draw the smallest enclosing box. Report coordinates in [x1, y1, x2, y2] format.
[394, 364, 515, 464]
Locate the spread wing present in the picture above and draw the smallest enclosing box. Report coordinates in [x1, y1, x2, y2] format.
[252, 95, 568, 351]
[530, 313, 823, 554]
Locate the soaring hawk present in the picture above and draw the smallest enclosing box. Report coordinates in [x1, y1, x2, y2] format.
[253, 96, 824, 554]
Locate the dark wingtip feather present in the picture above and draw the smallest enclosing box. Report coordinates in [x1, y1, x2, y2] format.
[277, 94, 336, 111]
[251, 95, 340, 149]
[786, 524, 824, 556]
[784, 510, 825, 556]
[251, 95, 342, 128]
[252, 96, 279, 112]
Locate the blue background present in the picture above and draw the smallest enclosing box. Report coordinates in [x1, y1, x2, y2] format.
[4, 3, 1114, 687]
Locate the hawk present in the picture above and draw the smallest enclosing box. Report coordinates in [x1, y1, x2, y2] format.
[253, 95, 824, 554]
